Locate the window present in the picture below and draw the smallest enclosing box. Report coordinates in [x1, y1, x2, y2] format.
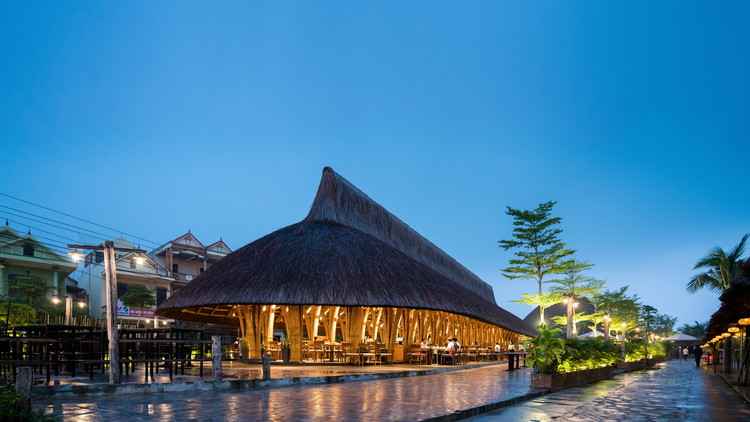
[172, 264, 179, 273]
[23, 244, 34, 257]
[130, 259, 136, 269]
[117, 283, 128, 299]
[95, 252, 104, 264]
[199, 267, 204, 273]
[156, 288, 167, 306]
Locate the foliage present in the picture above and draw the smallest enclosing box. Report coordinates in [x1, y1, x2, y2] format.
[547, 260, 604, 299]
[511, 292, 560, 325]
[527, 325, 566, 374]
[7, 276, 52, 305]
[550, 311, 600, 335]
[280, 338, 291, 349]
[0, 381, 57, 421]
[120, 284, 156, 327]
[648, 340, 666, 358]
[651, 313, 678, 338]
[0, 299, 37, 326]
[592, 286, 641, 329]
[625, 339, 648, 362]
[687, 234, 748, 294]
[557, 337, 619, 372]
[119, 284, 156, 310]
[678, 321, 707, 339]
[499, 201, 575, 321]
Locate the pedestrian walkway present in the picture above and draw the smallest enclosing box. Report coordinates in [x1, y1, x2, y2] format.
[464, 359, 750, 422]
[40, 359, 750, 421]
[42, 363, 541, 421]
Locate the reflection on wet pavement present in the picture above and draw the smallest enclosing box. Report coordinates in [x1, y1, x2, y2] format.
[45, 364, 539, 421]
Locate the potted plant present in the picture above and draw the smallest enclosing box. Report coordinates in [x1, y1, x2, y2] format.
[280, 338, 291, 363]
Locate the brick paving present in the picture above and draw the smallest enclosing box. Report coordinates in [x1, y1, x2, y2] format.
[42, 363, 540, 421]
[466, 359, 750, 422]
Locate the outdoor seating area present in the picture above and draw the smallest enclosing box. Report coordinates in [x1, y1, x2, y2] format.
[0, 325, 214, 384]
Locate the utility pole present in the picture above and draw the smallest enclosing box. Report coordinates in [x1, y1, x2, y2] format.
[68, 242, 145, 384]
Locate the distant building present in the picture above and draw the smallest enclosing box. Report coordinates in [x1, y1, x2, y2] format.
[0, 224, 77, 302]
[77, 238, 174, 322]
[149, 232, 231, 290]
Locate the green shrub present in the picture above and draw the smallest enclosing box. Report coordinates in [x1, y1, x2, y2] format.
[558, 337, 619, 372]
[527, 325, 566, 374]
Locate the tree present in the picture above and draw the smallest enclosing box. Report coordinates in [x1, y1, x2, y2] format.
[0, 298, 37, 326]
[548, 259, 605, 339]
[7, 275, 52, 305]
[592, 286, 641, 336]
[512, 291, 560, 326]
[687, 234, 748, 294]
[119, 284, 156, 327]
[678, 321, 706, 339]
[499, 201, 575, 322]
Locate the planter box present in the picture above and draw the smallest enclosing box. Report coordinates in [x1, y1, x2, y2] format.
[531, 366, 615, 392]
[617, 361, 646, 371]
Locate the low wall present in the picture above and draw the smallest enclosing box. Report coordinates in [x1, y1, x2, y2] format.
[531, 366, 615, 392]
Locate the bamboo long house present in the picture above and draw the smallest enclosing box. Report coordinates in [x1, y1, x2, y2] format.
[157, 167, 536, 361]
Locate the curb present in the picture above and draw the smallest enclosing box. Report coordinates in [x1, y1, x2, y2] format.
[33, 361, 503, 398]
[420, 389, 549, 422]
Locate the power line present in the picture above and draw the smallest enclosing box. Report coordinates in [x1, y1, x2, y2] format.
[0, 192, 161, 246]
[0, 206, 113, 244]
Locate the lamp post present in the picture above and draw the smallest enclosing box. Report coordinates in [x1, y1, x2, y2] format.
[68, 242, 144, 384]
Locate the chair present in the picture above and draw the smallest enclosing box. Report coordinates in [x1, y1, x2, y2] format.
[341, 342, 361, 366]
[377, 343, 392, 364]
[408, 344, 426, 365]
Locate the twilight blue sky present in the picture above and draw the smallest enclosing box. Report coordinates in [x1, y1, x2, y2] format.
[2, 2, 749, 328]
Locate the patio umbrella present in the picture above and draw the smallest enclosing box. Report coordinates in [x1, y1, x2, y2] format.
[664, 333, 698, 341]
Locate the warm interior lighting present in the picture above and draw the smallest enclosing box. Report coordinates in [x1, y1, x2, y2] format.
[722, 332, 731, 337]
[728, 326, 740, 333]
[738, 318, 750, 326]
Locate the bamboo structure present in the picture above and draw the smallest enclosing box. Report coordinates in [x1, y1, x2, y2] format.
[158, 168, 536, 360]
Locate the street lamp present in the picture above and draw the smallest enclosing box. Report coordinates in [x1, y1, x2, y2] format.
[68, 241, 145, 384]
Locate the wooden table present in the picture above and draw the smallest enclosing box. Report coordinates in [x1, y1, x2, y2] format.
[504, 352, 527, 370]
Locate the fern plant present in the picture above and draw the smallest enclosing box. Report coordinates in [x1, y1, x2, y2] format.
[527, 325, 566, 374]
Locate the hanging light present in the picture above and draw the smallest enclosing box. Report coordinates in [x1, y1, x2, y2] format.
[738, 318, 750, 326]
[728, 326, 741, 333]
[68, 249, 84, 263]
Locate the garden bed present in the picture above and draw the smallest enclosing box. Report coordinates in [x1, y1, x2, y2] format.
[531, 366, 615, 392]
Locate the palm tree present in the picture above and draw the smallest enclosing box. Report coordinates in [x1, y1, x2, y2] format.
[687, 234, 748, 294]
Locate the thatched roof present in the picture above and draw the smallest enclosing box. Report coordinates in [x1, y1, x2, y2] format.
[705, 259, 750, 340]
[157, 167, 536, 336]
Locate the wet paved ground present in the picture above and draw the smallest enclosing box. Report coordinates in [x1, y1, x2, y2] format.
[466, 359, 750, 422]
[40, 359, 750, 421]
[43, 362, 538, 421]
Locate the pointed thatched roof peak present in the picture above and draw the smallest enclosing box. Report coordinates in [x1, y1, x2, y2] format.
[305, 167, 493, 298]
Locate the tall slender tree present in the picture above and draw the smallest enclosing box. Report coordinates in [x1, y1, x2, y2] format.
[548, 259, 605, 338]
[687, 234, 748, 294]
[499, 201, 574, 323]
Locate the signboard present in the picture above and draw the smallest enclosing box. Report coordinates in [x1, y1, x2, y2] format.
[116, 299, 155, 317]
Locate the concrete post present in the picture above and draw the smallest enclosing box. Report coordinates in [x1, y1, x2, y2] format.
[262, 353, 271, 380]
[212, 335, 222, 381]
[16, 367, 32, 415]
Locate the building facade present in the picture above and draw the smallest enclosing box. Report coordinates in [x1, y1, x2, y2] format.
[0, 224, 77, 303]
